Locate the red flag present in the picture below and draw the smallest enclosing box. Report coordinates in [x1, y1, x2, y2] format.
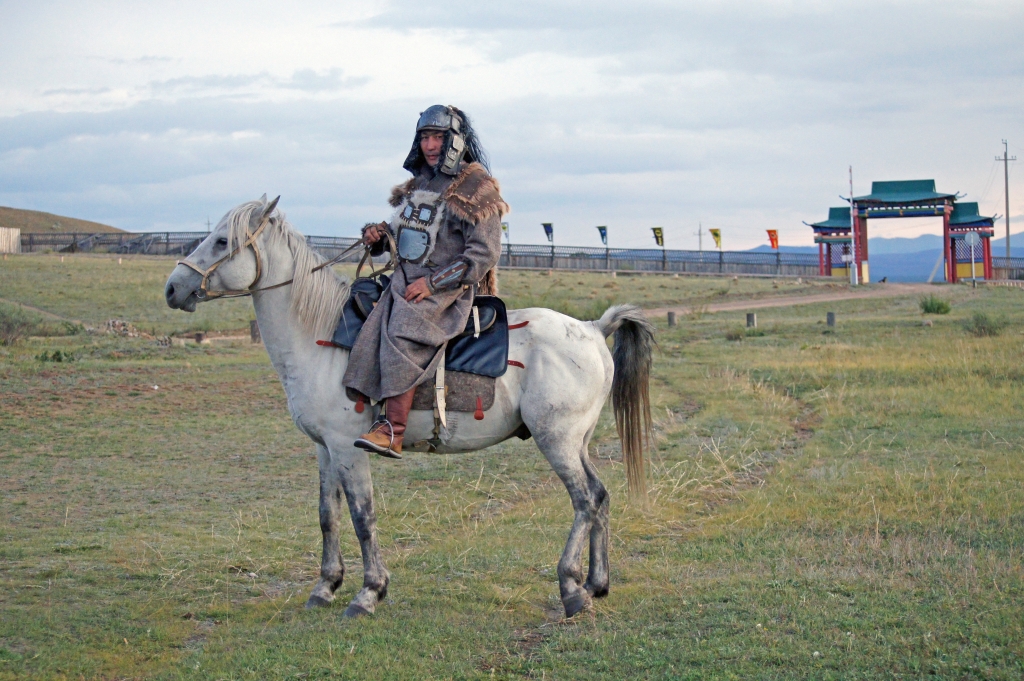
[767, 230, 779, 249]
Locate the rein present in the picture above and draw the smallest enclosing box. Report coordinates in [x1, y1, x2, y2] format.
[177, 210, 394, 300]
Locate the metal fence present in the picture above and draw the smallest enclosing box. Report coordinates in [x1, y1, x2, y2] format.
[496, 243, 819, 276]
[993, 256, 1024, 281]
[19, 231, 822, 276]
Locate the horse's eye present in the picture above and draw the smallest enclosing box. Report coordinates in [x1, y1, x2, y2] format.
[216, 238, 228, 248]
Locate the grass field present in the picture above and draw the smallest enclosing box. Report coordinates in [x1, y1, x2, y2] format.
[1, 253, 1022, 679]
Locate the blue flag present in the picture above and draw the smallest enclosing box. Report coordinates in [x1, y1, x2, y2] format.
[542, 223, 554, 242]
[596, 226, 607, 245]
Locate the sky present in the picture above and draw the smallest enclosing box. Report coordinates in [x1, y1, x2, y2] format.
[0, 0, 1021, 249]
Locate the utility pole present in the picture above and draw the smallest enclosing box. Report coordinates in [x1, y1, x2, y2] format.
[849, 166, 858, 286]
[997, 140, 1016, 258]
[206, 217, 212, 233]
[696, 222, 703, 252]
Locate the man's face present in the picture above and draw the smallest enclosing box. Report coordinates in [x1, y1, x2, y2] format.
[419, 131, 445, 167]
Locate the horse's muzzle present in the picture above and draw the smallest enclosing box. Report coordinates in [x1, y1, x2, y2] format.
[165, 266, 201, 312]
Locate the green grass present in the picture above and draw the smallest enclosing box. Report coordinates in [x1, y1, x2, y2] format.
[0, 255, 1022, 679]
[919, 294, 952, 315]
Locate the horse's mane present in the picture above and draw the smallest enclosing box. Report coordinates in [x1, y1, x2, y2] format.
[225, 199, 350, 338]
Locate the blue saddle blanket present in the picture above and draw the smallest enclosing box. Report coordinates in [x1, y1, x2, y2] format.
[329, 292, 509, 379]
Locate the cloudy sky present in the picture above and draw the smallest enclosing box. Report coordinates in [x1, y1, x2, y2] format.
[1, 0, 1021, 249]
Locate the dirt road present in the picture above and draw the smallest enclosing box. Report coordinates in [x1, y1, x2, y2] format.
[646, 283, 938, 317]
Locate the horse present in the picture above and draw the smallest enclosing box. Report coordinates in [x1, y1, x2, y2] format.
[164, 196, 654, 618]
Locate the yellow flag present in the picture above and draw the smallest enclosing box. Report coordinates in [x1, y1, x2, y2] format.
[709, 229, 721, 249]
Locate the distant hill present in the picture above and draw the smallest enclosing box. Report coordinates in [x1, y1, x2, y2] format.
[749, 231, 1024, 282]
[0, 206, 123, 234]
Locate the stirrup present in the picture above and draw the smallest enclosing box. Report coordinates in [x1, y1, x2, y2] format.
[353, 418, 402, 459]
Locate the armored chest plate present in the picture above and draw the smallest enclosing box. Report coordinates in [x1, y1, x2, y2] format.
[392, 189, 446, 264]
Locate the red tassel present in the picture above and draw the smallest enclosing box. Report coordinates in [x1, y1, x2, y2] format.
[316, 340, 343, 348]
[508, 321, 530, 330]
[355, 395, 365, 413]
[507, 360, 525, 368]
[474, 396, 485, 420]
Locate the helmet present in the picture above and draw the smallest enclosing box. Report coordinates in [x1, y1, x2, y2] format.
[402, 105, 488, 176]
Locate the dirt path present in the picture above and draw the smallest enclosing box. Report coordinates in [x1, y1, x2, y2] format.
[646, 283, 937, 316]
[0, 296, 71, 321]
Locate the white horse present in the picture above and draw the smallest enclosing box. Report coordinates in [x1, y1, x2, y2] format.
[164, 197, 654, 618]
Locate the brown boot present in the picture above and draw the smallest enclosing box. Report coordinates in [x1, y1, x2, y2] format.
[354, 387, 415, 459]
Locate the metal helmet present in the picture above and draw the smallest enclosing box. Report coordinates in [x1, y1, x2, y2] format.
[402, 105, 486, 176]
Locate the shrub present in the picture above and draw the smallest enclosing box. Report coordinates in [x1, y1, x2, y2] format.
[963, 312, 1006, 337]
[919, 295, 951, 314]
[37, 349, 75, 362]
[725, 328, 745, 341]
[0, 304, 38, 346]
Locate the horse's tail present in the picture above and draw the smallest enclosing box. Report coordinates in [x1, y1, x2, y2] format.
[595, 305, 655, 503]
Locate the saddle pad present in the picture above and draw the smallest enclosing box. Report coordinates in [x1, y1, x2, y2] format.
[345, 371, 494, 413]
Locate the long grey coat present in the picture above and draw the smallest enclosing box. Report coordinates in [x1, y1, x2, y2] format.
[343, 163, 507, 401]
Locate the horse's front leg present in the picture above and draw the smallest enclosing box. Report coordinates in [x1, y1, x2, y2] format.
[334, 446, 390, 617]
[306, 443, 346, 608]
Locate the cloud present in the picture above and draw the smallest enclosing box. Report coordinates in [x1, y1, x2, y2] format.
[0, 0, 1021, 246]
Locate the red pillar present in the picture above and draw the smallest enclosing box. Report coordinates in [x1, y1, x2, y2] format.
[983, 235, 993, 279]
[943, 206, 955, 283]
[818, 242, 825, 275]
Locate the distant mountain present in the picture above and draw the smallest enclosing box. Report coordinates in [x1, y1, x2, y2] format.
[751, 232, 1024, 257]
[0, 206, 123, 234]
[748, 230, 1024, 282]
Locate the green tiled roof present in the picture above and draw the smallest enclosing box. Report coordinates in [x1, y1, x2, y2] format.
[854, 179, 955, 204]
[809, 207, 851, 230]
[949, 202, 994, 227]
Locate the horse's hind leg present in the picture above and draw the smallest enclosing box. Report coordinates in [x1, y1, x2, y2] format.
[582, 454, 610, 599]
[534, 427, 603, 618]
[306, 443, 345, 608]
[334, 447, 390, 617]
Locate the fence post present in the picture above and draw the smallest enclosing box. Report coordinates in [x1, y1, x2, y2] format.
[165, 232, 170, 255]
[29, 233, 35, 252]
[667, 311, 677, 327]
[747, 313, 757, 328]
[605, 247, 610, 271]
[550, 243, 555, 269]
[777, 250, 782, 275]
[827, 312, 836, 327]
[719, 250, 723, 273]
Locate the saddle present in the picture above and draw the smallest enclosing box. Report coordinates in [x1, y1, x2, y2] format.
[329, 284, 509, 423]
[329, 285, 509, 379]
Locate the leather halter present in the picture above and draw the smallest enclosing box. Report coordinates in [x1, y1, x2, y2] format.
[177, 207, 393, 301]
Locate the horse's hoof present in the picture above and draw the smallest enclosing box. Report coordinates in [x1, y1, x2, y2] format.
[305, 595, 333, 609]
[585, 583, 609, 599]
[563, 592, 592, 618]
[344, 603, 373, 618]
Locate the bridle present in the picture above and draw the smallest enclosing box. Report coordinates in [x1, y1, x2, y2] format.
[177, 199, 394, 300]
[177, 209, 277, 300]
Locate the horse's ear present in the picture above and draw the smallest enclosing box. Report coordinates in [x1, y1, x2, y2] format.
[263, 195, 280, 219]
[259, 193, 268, 202]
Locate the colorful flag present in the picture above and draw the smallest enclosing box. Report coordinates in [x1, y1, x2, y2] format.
[596, 225, 608, 245]
[542, 223, 553, 242]
[709, 229, 721, 249]
[651, 227, 664, 247]
[500, 222, 509, 233]
[767, 230, 779, 249]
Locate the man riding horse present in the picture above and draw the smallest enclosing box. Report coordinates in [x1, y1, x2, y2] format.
[345, 105, 508, 459]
